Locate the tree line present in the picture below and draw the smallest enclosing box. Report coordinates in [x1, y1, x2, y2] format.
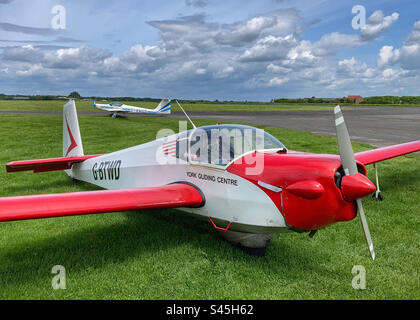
[1, 92, 420, 105]
[273, 96, 420, 105]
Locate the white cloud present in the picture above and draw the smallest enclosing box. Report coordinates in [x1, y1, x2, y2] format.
[377, 45, 398, 67]
[285, 40, 315, 65]
[405, 21, 420, 45]
[196, 68, 206, 75]
[268, 76, 288, 86]
[363, 68, 376, 78]
[266, 63, 290, 73]
[240, 35, 298, 62]
[0, 7, 414, 100]
[337, 57, 367, 74]
[43, 46, 111, 69]
[222, 66, 234, 73]
[382, 68, 397, 78]
[217, 9, 303, 47]
[377, 21, 420, 70]
[16, 64, 43, 76]
[398, 44, 420, 69]
[360, 11, 399, 41]
[2, 44, 44, 62]
[313, 11, 399, 57]
[313, 32, 361, 56]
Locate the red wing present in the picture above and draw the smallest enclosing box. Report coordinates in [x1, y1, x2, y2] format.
[0, 183, 204, 222]
[355, 140, 420, 165]
[6, 155, 102, 173]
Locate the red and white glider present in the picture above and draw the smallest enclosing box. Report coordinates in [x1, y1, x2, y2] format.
[1, 101, 419, 258]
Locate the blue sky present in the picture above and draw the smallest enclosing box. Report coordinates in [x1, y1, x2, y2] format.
[0, 0, 419, 100]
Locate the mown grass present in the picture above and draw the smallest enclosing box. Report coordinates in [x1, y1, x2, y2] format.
[0, 100, 341, 113]
[1, 100, 419, 114]
[0, 113, 419, 299]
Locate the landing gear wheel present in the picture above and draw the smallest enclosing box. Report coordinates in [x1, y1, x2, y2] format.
[372, 191, 384, 201]
[372, 163, 383, 201]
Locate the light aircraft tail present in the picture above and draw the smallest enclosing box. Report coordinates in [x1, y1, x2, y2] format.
[63, 99, 84, 158]
[154, 99, 171, 114]
[6, 99, 100, 175]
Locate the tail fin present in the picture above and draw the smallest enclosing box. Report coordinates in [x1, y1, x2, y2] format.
[154, 99, 171, 114]
[63, 100, 84, 158]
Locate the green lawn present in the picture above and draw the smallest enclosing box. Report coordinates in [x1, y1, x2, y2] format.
[0, 113, 419, 299]
[0, 100, 340, 113]
[1, 100, 419, 114]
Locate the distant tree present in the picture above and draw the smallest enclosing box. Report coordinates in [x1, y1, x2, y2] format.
[68, 91, 81, 99]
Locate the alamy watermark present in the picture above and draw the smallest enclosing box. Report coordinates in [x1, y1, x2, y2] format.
[154, 121, 282, 175]
[51, 5, 66, 30]
[351, 5, 366, 30]
[51, 265, 66, 290]
[351, 265, 366, 290]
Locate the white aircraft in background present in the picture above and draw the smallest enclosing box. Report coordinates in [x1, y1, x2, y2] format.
[93, 99, 171, 118]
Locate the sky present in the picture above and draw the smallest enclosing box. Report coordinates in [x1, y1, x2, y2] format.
[0, 0, 419, 101]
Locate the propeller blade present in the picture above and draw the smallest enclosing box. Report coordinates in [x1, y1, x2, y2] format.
[334, 106, 358, 176]
[357, 199, 376, 260]
[334, 105, 375, 260]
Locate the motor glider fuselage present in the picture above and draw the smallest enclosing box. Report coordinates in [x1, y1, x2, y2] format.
[93, 100, 171, 116]
[70, 124, 359, 234]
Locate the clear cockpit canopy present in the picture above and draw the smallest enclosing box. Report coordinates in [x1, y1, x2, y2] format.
[175, 124, 286, 166]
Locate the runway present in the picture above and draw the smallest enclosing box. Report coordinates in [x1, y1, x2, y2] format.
[169, 106, 420, 147]
[1, 106, 419, 147]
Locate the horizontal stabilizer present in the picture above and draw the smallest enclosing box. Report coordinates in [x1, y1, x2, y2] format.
[355, 140, 420, 165]
[6, 155, 102, 173]
[0, 183, 204, 222]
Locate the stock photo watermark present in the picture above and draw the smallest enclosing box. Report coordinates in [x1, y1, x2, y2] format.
[51, 5, 66, 30]
[154, 121, 278, 174]
[351, 265, 366, 290]
[51, 265, 66, 290]
[351, 5, 366, 30]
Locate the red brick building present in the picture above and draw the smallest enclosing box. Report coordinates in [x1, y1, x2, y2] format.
[348, 95, 364, 104]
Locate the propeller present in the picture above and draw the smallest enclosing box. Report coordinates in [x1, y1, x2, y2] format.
[334, 105, 376, 260]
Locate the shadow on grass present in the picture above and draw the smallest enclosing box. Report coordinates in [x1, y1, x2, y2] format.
[0, 208, 345, 293]
[3, 176, 102, 195]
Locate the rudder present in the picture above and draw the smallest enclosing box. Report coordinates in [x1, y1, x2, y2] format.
[154, 99, 171, 114]
[63, 99, 84, 158]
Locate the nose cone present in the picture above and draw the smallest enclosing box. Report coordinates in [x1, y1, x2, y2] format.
[341, 173, 376, 201]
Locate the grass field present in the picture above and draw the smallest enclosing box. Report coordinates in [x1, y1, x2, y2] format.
[0, 113, 419, 299]
[1, 100, 419, 114]
[0, 100, 352, 113]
